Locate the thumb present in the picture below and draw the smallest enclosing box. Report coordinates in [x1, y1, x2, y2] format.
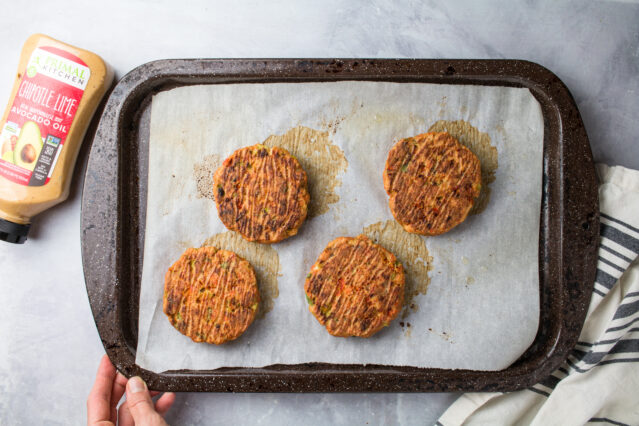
[125, 377, 164, 425]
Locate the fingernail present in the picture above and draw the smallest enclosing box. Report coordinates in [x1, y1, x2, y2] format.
[128, 376, 146, 393]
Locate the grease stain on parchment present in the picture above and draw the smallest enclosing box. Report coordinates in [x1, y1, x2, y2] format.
[362, 220, 433, 319]
[321, 115, 345, 135]
[404, 325, 412, 337]
[202, 231, 280, 319]
[428, 120, 498, 215]
[438, 96, 448, 118]
[320, 98, 364, 134]
[193, 154, 221, 200]
[263, 126, 348, 218]
[428, 328, 454, 344]
[399, 321, 413, 337]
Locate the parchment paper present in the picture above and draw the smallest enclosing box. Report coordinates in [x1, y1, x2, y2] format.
[136, 81, 543, 372]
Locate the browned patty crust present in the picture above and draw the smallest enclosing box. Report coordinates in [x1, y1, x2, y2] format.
[304, 235, 405, 337]
[163, 247, 260, 344]
[214, 144, 310, 243]
[383, 132, 481, 236]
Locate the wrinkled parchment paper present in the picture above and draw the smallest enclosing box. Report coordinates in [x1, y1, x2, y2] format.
[136, 81, 543, 372]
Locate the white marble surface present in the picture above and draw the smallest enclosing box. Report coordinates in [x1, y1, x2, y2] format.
[0, 1, 637, 425]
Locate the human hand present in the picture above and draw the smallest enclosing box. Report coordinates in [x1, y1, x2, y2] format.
[87, 355, 175, 425]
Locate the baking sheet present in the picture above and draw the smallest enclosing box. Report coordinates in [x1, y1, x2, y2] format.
[136, 81, 543, 372]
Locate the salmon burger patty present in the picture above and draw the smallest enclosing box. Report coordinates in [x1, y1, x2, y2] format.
[214, 144, 310, 243]
[163, 246, 260, 344]
[304, 235, 405, 338]
[383, 132, 481, 236]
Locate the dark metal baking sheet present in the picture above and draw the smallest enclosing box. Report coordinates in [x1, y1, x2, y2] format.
[81, 59, 599, 392]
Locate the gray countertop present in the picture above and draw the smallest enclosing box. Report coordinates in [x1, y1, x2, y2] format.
[0, 1, 637, 424]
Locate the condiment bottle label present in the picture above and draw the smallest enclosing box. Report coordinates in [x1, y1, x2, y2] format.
[0, 46, 90, 186]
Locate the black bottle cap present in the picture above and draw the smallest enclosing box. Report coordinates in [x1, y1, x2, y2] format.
[0, 218, 30, 244]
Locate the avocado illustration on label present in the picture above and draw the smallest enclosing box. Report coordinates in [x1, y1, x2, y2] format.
[13, 121, 43, 171]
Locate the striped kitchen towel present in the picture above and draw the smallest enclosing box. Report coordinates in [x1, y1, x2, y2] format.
[437, 164, 639, 426]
